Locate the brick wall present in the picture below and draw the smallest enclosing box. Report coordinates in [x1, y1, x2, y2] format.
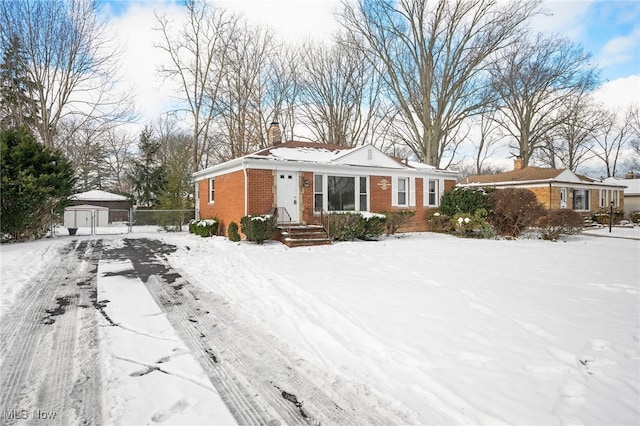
[198, 170, 246, 235]
[246, 169, 275, 216]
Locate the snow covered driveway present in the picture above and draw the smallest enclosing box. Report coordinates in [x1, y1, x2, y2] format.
[1, 239, 103, 425]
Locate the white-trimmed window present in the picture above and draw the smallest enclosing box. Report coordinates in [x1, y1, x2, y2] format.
[208, 178, 215, 203]
[612, 190, 619, 207]
[573, 189, 589, 211]
[599, 189, 608, 208]
[397, 178, 408, 206]
[314, 174, 323, 212]
[427, 179, 439, 206]
[316, 174, 368, 212]
[359, 177, 368, 211]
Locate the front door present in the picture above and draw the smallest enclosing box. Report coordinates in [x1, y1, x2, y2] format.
[276, 171, 299, 223]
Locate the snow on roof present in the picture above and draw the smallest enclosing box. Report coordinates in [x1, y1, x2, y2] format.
[257, 145, 348, 163]
[70, 189, 128, 201]
[407, 160, 436, 171]
[604, 178, 640, 195]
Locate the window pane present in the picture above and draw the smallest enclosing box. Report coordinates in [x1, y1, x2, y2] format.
[314, 175, 323, 212]
[328, 176, 355, 211]
[398, 192, 406, 205]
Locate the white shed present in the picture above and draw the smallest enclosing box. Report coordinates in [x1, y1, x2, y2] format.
[64, 204, 109, 228]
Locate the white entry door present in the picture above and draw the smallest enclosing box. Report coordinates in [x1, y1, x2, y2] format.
[276, 171, 299, 223]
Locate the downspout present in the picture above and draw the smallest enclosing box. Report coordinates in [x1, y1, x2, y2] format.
[243, 160, 248, 216]
[549, 183, 552, 211]
[194, 179, 200, 220]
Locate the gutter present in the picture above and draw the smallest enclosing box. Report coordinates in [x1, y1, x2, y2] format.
[243, 160, 248, 217]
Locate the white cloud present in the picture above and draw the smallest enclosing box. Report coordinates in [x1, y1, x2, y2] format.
[597, 25, 640, 68]
[593, 75, 640, 110]
[216, 0, 341, 41]
[531, 0, 593, 40]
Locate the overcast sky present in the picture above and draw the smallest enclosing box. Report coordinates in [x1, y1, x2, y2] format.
[100, 0, 640, 136]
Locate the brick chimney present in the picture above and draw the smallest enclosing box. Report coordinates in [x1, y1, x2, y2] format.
[514, 156, 524, 170]
[268, 121, 281, 146]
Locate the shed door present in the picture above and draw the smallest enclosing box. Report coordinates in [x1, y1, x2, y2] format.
[276, 171, 299, 223]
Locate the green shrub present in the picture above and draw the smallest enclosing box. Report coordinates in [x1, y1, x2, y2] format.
[227, 221, 241, 242]
[383, 210, 416, 235]
[592, 210, 624, 225]
[240, 214, 277, 244]
[450, 208, 495, 238]
[439, 187, 492, 216]
[538, 209, 584, 240]
[427, 211, 453, 233]
[188, 219, 198, 234]
[489, 188, 545, 238]
[325, 212, 386, 241]
[195, 219, 218, 237]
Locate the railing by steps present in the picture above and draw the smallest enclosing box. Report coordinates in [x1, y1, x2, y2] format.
[269, 206, 293, 233]
[320, 209, 331, 238]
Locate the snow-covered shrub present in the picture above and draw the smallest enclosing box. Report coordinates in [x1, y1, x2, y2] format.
[439, 187, 492, 217]
[325, 212, 386, 241]
[427, 211, 453, 233]
[489, 188, 545, 238]
[592, 210, 624, 225]
[188, 219, 198, 234]
[240, 214, 277, 244]
[195, 219, 218, 237]
[383, 210, 416, 235]
[451, 209, 495, 238]
[227, 221, 241, 242]
[631, 211, 640, 223]
[537, 209, 584, 240]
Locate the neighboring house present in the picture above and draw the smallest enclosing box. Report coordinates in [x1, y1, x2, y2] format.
[68, 189, 131, 222]
[604, 177, 640, 219]
[458, 158, 626, 214]
[193, 123, 458, 235]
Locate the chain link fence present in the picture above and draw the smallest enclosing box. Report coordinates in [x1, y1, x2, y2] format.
[131, 209, 196, 232]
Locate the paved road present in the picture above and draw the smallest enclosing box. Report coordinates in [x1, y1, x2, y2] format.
[2, 237, 406, 425]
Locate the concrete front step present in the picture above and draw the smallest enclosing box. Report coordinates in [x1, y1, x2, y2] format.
[278, 225, 331, 247]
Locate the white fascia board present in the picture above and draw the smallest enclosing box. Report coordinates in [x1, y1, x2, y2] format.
[460, 179, 626, 190]
[193, 155, 460, 180]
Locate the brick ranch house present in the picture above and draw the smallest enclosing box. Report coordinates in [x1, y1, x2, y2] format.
[193, 123, 458, 237]
[458, 158, 626, 215]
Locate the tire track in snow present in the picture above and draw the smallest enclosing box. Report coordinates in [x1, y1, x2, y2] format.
[111, 238, 407, 426]
[0, 239, 103, 425]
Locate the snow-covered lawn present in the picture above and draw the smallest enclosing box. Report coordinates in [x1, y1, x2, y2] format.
[1, 228, 638, 425]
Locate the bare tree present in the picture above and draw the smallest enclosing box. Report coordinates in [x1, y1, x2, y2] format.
[298, 40, 385, 147]
[0, 0, 131, 148]
[338, 0, 539, 166]
[472, 110, 506, 174]
[624, 105, 640, 175]
[212, 22, 276, 161]
[102, 127, 136, 194]
[155, 0, 241, 169]
[262, 45, 303, 143]
[534, 94, 600, 171]
[591, 107, 635, 177]
[489, 33, 600, 167]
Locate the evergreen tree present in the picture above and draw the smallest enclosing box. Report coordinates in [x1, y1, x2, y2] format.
[1, 128, 74, 241]
[127, 127, 166, 208]
[0, 34, 38, 129]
